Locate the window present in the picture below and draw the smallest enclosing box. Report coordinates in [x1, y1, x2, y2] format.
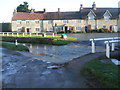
[47, 27, 53, 31]
[76, 20, 81, 23]
[17, 21, 21, 24]
[26, 21, 29, 24]
[92, 25, 96, 30]
[63, 20, 69, 23]
[76, 27, 81, 30]
[104, 15, 110, 20]
[36, 28, 40, 32]
[17, 27, 22, 32]
[88, 15, 95, 20]
[48, 20, 53, 24]
[103, 25, 106, 29]
[35, 21, 40, 24]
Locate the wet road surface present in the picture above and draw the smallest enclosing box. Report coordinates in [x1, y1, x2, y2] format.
[2, 48, 90, 88]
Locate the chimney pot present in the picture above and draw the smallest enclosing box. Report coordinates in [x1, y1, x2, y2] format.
[43, 8, 46, 12]
[79, 4, 83, 11]
[92, 2, 96, 10]
[58, 8, 60, 12]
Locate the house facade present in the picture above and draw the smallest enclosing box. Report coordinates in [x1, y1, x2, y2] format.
[12, 2, 120, 33]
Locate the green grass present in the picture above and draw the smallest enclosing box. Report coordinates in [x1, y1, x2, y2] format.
[0, 34, 77, 45]
[83, 59, 119, 88]
[0, 41, 29, 51]
[118, 46, 120, 48]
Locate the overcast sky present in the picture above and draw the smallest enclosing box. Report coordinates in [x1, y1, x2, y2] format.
[0, 0, 119, 23]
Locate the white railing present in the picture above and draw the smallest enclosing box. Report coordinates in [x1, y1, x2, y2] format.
[0, 32, 55, 37]
[104, 40, 120, 58]
[90, 37, 120, 53]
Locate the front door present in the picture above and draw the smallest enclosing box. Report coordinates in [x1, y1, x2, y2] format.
[65, 26, 68, 33]
[27, 28, 30, 32]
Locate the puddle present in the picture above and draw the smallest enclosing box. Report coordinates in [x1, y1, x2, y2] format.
[18, 42, 105, 63]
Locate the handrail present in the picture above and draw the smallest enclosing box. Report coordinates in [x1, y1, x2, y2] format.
[90, 37, 120, 53]
[90, 37, 120, 41]
[104, 40, 120, 58]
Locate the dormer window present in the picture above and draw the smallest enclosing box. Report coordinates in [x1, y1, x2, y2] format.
[104, 15, 110, 20]
[103, 10, 112, 20]
[88, 15, 95, 20]
[87, 10, 96, 20]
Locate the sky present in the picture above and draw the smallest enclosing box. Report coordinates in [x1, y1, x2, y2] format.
[0, 0, 119, 23]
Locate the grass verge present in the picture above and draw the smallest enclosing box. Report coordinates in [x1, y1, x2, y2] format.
[0, 35, 77, 45]
[82, 58, 119, 88]
[0, 41, 29, 51]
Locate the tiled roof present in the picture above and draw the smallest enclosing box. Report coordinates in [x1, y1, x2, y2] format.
[12, 8, 119, 20]
[12, 12, 44, 20]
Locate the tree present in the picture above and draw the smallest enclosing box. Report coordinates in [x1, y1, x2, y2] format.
[17, 2, 30, 12]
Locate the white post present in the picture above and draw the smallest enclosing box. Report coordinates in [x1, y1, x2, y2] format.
[7, 33, 9, 36]
[44, 33, 46, 37]
[12, 33, 14, 36]
[17, 33, 19, 37]
[15, 40, 18, 45]
[106, 41, 110, 58]
[29, 33, 31, 37]
[52, 33, 54, 37]
[91, 39, 95, 53]
[36, 33, 38, 36]
[3, 32, 4, 36]
[23, 33, 25, 37]
[111, 42, 115, 51]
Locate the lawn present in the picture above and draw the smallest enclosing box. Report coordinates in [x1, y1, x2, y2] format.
[0, 41, 29, 51]
[0, 34, 77, 45]
[82, 58, 119, 88]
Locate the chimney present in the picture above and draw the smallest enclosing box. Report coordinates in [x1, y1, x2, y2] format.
[80, 4, 83, 11]
[30, 9, 35, 13]
[13, 8, 17, 15]
[92, 2, 96, 10]
[58, 8, 60, 12]
[43, 8, 46, 12]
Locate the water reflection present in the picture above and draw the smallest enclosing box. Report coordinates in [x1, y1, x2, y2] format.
[20, 43, 92, 63]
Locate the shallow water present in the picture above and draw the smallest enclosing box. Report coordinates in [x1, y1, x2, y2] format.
[19, 42, 104, 63]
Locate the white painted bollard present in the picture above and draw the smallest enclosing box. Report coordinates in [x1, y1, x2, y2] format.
[36, 33, 38, 36]
[91, 39, 95, 53]
[111, 42, 115, 51]
[106, 41, 110, 58]
[44, 33, 46, 37]
[23, 33, 25, 37]
[17, 33, 19, 36]
[52, 33, 55, 37]
[12, 33, 14, 36]
[29, 33, 31, 37]
[7, 33, 9, 36]
[15, 40, 18, 46]
[3, 33, 4, 36]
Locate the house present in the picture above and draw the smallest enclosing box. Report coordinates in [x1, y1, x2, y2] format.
[12, 2, 120, 33]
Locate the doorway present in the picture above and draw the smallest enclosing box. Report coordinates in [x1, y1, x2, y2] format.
[27, 28, 30, 32]
[65, 26, 68, 33]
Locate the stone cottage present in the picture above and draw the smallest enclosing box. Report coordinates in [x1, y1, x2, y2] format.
[12, 2, 119, 33]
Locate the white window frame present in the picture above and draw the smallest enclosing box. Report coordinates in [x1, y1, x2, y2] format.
[17, 20, 22, 24]
[76, 20, 81, 23]
[104, 15, 110, 20]
[48, 20, 53, 24]
[76, 27, 81, 30]
[47, 27, 53, 31]
[63, 20, 69, 23]
[35, 20, 40, 24]
[35, 28, 40, 32]
[17, 27, 22, 32]
[26, 20, 30, 24]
